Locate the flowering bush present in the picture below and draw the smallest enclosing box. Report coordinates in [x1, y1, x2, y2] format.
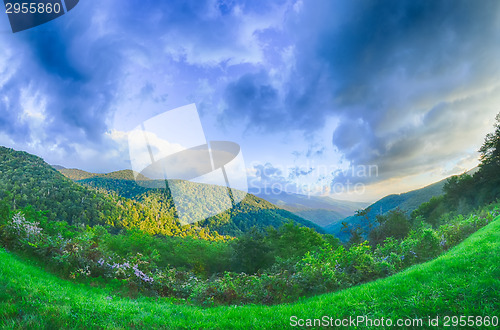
[1, 202, 498, 306]
[2, 212, 43, 250]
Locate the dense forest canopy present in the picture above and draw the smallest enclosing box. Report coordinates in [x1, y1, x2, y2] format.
[0, 146, 319, 240]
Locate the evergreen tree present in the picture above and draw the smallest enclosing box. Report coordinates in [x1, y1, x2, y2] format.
[479, 112, 500, 168]
[475, 112, 500, 203]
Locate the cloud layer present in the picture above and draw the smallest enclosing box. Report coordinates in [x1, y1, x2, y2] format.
[220, 0, 500, 186]
[1, 0, 499, 199]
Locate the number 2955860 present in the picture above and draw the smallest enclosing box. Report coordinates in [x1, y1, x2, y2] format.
[5, 2, 62, 15]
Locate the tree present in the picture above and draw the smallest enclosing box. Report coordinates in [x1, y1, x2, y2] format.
[341, 207, 373, 246]
[479, 112, 500, 169]
[369, 209, 410, 246]
[231, 228, 273, 274]
[270, 222, 326, 260]
[443, 173, 476, 210]
[475, 112, 500, 202]
[0, 199, 10, 225]
[411, 195, 446, 227]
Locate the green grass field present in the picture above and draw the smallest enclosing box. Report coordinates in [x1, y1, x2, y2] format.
[1, 216, 499, 329]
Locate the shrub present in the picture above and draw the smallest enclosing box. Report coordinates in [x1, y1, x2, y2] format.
[2, 212, 44, 250]
[1, 201, 498, 307]
[411, 228, 442, 261]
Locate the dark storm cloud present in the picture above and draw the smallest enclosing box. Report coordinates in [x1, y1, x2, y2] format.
[224, 72, 282, 128]
[221, 66, 329, 131]
[1, 0, 277, 152]
[1, 0, 499, 183]
[0, 79, 30, 141]
[221, 0, 500, 183]
[25, 30, 84, 81]
[0, 0, 127, 147]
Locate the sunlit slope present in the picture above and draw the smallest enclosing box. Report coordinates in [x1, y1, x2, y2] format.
[76, 175, 324, 235]
[1, 146, 320, 238]
[1, 217, 499, 328]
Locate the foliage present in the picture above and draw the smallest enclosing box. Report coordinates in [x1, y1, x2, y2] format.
[411, 195, 446, 227]
[78, 174, 322, 237]
[479, 112, 500, 168]
[2, 212, 44, 250]
[329, 178, 446, 240]
[2, 215, 499, 328]
[230, 228, 273, 274]
[0, 147, 117, 227]
[103, 230, 232, 275]
[2, 199, 497, 307]
[58, 168, 97, 180]
[369, 208, 411, 246]
[1, 146, 319, 241]
[412, 112, 500, 225]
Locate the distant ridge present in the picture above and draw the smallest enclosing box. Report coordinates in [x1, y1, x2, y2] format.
[59, 168, 98, 181]
[326, 178, 448, 240]
[249, 188, 369, 228]
[59, 169, 150, 181]
[95, 170, 150, 181]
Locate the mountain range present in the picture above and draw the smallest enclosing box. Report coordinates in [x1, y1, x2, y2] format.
[0, 146, 321, 240]
[57, 165, 457, 239]
[249, 188, 369, 227]
[5, 146, 471, 243]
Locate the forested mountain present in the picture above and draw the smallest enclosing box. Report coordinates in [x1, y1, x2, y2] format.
[249, 189, 369, 227]
[58, 168, 150, 181]
[58, 168, 98, 180]
[326, 178, 448, 240]
[74, 175, 323, 235]
[1, 147, 214, 238]
[77, 176, 150, 200]
[0, 146, 319, 239]
[1, 147, 116, 226]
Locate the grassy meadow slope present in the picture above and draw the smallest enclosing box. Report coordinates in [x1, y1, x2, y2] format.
[1, 216, 498, 328]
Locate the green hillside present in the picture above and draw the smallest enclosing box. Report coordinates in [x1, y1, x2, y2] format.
[0, 147, 117, 226]
[326, 178, 447, 239]
[76, 176, 150, 199]
[77, 176, 323, 236]
[1, 215, 498, 328]
[0, 146, 319, 239]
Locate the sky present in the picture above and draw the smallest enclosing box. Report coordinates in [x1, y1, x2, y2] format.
[1, 0, 500, 202]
